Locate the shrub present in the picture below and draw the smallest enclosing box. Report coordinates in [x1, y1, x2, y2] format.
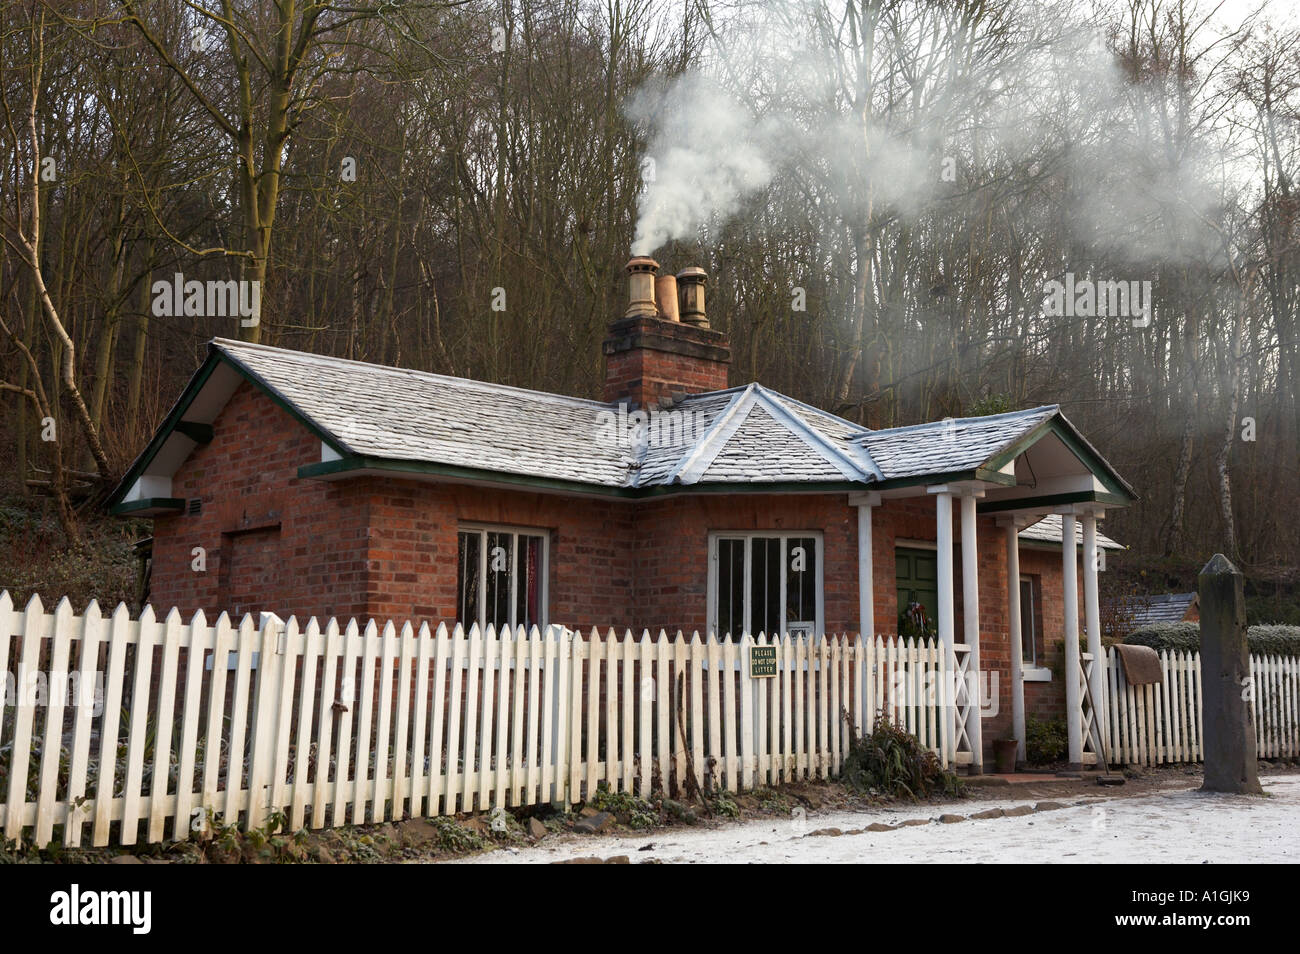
[1124, 622, 1300, 657]
[840, 714, 961, 800]
[589, 783, 658, 829]
[1124, 623, 1200, 653]
[1024, 716, 1068, 765]
[1248, 624, 1300, 657]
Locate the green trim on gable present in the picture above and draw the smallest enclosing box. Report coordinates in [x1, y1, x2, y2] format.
[976, 490, 1130, 514]
[106, 353, 221, 509]
[984, 416, 1136, 500]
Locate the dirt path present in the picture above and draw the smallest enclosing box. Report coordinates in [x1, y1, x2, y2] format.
[437, 774, 1299, 864]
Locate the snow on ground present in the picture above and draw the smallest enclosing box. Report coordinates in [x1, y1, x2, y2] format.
[444, 775, 1299, 864]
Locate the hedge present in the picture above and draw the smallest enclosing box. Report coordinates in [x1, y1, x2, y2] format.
[1124, 622, 1300, 657]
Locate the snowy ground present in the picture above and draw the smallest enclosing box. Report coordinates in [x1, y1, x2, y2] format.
[444, 775, 1299, 864]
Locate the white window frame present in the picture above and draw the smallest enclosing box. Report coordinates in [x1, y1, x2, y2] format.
[458, 523, 550, 632]
[1020, 574, 1051, 681]
[706, 531, 825, 639]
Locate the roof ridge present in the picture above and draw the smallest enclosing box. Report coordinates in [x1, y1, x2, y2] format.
[752, 384, 873, 434]
[212, 337, 615, 411]
[751, 388, 879, 482]
[858, 404, 1059, 440]
[664, 384, 759, 485]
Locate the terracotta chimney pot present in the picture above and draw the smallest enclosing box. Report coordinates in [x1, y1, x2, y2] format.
[625, 257, 659, 318]
[676, 267, 708, 327]
[655, 274, 680, 321]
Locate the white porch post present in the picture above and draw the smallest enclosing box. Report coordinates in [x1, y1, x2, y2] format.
[1001, 518, 1026, 762]
[959, 491, 984, 772]
[850, 492, 881, 639]
[932, 488, 957, 764]
[1061, 510, 1083, 767]
[1082, 510, 1106, 750]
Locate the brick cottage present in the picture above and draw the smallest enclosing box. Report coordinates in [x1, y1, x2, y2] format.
[109, 257, 1135, 770]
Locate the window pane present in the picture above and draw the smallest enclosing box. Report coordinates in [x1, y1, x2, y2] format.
[1020, 578, 1037, 665]
[787, 537, 817, 632]
[485, 531, 513, 631]
[457, 531, 481, 628]
[717, 538, 745, 638]
[515, 535, 543, 630]
[750, 537, 781, 637]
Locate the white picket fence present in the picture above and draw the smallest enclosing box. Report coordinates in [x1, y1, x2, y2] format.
[0, 593, 978, 849]
[1099, 646, 1300, 766]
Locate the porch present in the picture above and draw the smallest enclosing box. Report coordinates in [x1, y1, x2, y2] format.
[850, 409, 1136, 771]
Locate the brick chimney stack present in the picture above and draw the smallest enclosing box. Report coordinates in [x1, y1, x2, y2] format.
[603, 257, 731, 407]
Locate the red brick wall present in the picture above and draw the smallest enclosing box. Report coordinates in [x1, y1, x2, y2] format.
[151, 380, 373, 623]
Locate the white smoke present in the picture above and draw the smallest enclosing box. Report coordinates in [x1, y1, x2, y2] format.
[628, 74, 776, 256]
[624, 1, 1239, 269]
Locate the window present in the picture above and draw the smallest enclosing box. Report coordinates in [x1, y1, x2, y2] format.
[708, 532, 823, 639]
[457, 525, 548, 632]
[1020, 575, 1043, 666]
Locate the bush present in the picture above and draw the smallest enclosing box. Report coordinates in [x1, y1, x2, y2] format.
[1124, 623, 1200, 652]
[1124, 622, 1300, 657]
[840, 715, 961, 800]
[1248, 624, 1300, 657]
[1025, 716, 1068, 765]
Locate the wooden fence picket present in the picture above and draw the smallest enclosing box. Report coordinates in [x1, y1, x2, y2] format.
[64, 600, 104, 848]
[173, 610, 209, 841]
[34, 599, 74, 846]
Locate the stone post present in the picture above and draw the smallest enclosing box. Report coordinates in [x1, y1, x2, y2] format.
[1199, 553, 1263, 794]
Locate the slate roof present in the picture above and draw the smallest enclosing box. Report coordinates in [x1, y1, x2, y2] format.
[221, 337, 635, 486]
[858, 407, 1058, 481]
[1108, 592, 1198, 627]
[1018, 513, 1125, 550]
[111, 338, 1135, 505]
[215, 340, 898, 489]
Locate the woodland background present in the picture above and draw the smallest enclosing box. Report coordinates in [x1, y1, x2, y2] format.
[0, 0, 1297, 620]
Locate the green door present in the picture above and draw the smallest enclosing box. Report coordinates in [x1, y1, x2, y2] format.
[895, 547, 939, 634]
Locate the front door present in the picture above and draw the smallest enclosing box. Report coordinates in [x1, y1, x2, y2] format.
[895, 547, 938, 634]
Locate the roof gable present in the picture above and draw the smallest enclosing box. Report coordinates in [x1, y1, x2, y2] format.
[859, 406, 1058, 483]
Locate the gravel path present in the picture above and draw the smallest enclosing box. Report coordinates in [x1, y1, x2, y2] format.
[441, 775, 1299, 864]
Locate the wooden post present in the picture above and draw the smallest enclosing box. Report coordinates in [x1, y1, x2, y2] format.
[1199, 553, 1263, 794]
